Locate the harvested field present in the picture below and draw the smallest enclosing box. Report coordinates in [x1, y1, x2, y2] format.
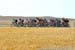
[0, 27, 75, 50]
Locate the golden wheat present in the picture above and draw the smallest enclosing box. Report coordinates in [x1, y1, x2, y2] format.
[0, 27, 75, 50]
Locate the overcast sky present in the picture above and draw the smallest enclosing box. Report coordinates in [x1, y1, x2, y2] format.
[0, 0, 75, 18]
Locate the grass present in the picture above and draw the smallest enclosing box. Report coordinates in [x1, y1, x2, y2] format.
[0, 27, 75, 50]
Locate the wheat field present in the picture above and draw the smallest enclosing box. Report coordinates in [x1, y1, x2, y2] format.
[0, 27, 75, 50]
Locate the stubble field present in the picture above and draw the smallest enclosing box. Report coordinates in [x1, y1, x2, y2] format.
[0, 27, 75, 50]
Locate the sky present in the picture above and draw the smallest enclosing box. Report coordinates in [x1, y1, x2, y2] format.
[0, 0, 75, 19]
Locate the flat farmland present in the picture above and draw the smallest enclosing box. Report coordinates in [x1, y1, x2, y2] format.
[0, 27, 75, 50]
